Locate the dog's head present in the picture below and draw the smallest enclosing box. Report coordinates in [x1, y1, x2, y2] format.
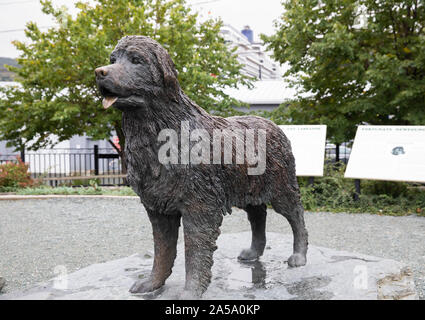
[95, 36, 180, 111]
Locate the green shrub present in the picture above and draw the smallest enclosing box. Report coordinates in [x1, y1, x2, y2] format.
[299, 186, 317, 211]
[71, 179, 89, 187]
[0, 158, 36, 189]
[362, 180, 408, 198]
[299, 164, 355, 208]
[298, 163, 425, 216]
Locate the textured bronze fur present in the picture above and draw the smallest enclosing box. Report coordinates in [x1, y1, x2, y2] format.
[95, 36, 308, 298]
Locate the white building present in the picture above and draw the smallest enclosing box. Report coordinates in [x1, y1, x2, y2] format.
[224, 79, 297, 112]
[220, 25, 282, 80]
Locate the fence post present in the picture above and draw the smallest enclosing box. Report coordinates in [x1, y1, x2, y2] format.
[94, 145, 99, 176]
[20, 146, 25, 163]
[335, 143, 340, 163]
[308, 176, 314, 186]
[354, 179, 361, 201]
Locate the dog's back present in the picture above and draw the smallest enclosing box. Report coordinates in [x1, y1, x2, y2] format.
[204, 114, 298, 212]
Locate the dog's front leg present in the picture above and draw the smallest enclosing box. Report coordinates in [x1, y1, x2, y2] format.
[180, 210, 223, 299]
[130, 211, 181, 294]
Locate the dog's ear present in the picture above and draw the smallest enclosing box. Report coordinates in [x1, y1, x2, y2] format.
[153, 48, 180, 102]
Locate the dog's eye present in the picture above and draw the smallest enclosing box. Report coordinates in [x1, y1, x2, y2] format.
[131, 56, 141, 64]
[130, 54, 147, 65]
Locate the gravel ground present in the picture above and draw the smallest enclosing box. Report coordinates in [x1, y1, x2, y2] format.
[0, 198, 424, 299]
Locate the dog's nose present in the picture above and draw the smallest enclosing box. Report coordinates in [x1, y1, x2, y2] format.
[95, 67, 108, 78]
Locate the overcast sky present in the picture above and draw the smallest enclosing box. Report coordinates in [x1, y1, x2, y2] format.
[0, 0, 284, 58]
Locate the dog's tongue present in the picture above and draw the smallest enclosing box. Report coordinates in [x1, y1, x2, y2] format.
[103, 97, 118, 109]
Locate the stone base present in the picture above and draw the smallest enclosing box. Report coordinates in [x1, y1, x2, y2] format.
[1, 232, 418, 300]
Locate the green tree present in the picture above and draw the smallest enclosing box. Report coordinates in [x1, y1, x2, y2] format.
[263, 0, 425, 145]
[0, 0, 249, 171]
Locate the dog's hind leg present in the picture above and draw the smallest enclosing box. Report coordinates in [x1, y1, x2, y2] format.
[238, 204, 267, 261]
[271, 192, 308, 268]
[130, 210, 180, 294]
[180, 209, 223, 299]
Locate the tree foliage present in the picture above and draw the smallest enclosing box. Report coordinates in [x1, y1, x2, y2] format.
[0, 0, 249, 159]
[263, 0, 425, 144]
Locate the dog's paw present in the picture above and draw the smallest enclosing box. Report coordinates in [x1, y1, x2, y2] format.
[287, 253, 307, 268]
[129, 279, 162, 294]
[238, 248, 260, 261]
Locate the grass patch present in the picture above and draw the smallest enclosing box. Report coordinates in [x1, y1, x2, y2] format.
[12, 186, 137, 196]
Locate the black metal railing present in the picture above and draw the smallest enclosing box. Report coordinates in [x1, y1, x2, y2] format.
[325, 142, 352, 164]
[0, 146, 125, 187]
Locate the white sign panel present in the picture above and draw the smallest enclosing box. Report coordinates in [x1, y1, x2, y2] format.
[279, 125, 327, 177]
[345, 126, 425, 183]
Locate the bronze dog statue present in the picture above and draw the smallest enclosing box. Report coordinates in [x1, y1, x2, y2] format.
[95, 36, 308, 298]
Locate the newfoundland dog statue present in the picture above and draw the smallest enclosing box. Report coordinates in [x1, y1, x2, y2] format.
[95, 36, 308, 299]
